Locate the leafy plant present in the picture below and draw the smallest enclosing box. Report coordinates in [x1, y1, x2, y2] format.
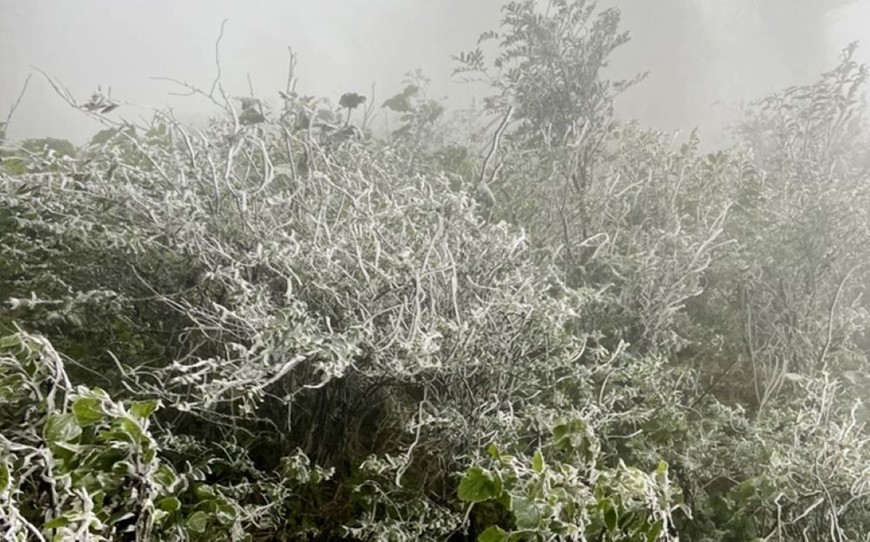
[0, 331, 243, 540]
[458, 422, 682, 542]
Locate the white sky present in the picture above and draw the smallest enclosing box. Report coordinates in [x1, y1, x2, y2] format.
[1, 0, 868, 145]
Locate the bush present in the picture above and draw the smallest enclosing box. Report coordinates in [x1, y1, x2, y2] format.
[1, 1, 868, 539]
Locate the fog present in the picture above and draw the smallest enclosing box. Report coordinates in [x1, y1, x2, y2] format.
[1, 0, 868, 146]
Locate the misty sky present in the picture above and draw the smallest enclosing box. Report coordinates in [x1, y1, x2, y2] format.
[1, 0, 868, 146]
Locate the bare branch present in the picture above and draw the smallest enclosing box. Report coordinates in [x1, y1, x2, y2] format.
[209, 18, 229, 100]
[3, 73, 32, 137]
[30, 66, 128, 131]
[285, 46, 298, 94]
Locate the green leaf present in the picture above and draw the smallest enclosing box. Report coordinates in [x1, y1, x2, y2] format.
[656, 460, 668, 476]
[497, 491, 512, 510]
[119, 416, 146, 443]
[130, 399, 158, 419]
[603, 502, 618, 533]
[553, 418, 587, 450]
[156, 496, 181, 513]
[511, 496, 540, 529]
[646, 519, 664, 542]
[1, 157, 26, 175]
[43, 413, 82, 444]
[0, 333, 22, 351]
[215, 502, 237, 525]
[44, 515, 71, 529]
[458, 467, 501, 502]
[187, 511, 208, 533]
[142, 444, 156, 463]
[72, 397, 105, 426]
[153, 465, 178, 490]
[532, 450, 545, 474]
[478, 525, 508, 542]
[194, 483, 216, 500]
[0, 461, 9, 493]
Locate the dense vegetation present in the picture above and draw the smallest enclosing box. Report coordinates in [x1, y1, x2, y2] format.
[1, 1, 869, 539]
